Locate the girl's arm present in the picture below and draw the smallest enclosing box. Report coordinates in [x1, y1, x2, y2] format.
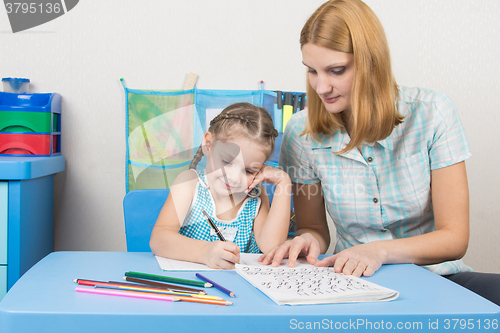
[316, 161, 470, 277]
[259, 182, 330, 266]
[249, 166, 291, 253]
[149, 170, 240, 269]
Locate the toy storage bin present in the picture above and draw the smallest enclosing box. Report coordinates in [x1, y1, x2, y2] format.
[0, 92, 61, 157]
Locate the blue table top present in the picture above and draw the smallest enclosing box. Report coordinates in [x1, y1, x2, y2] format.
[0, 155, 65, 179]
[0, 251, 498, 333]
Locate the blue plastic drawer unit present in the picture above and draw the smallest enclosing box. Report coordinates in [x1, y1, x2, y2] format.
[0, 92, 61, 156]
[0, 156, 65, 300]
[0, 181, 7, 299]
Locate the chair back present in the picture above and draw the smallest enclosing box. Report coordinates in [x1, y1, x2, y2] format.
[123, 189, 169, 251]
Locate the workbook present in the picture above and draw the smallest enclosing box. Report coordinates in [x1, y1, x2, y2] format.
[235, 264, 399, 305]
[155, 254, 312, 271]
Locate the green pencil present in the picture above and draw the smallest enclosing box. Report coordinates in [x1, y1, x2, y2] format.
[125, 271, 212, 288]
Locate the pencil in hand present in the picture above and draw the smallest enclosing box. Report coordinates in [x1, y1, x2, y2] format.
[201, 209, 226, 241]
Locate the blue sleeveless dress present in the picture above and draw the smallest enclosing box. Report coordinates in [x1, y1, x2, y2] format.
[178, 170, 261, 253]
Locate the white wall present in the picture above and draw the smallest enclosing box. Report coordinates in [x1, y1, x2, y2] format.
[1, 0, 498, 273]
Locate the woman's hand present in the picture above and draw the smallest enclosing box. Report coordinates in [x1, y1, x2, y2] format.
[258, 233, 321, 267]
[202, 241, 241, 270]
[315, 242, 387, 277]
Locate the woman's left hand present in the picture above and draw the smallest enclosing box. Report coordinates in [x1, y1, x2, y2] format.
[315, 242, 387, 277]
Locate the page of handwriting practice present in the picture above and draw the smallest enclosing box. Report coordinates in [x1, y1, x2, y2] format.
[235, 265, 399, 305]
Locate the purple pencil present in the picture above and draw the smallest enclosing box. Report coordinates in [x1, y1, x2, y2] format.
[195, 273, 235, 297]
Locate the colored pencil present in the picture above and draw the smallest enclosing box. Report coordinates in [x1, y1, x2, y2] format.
[75, 286, 179, 302]
[113, 280, 205, 295]
[125, 271, 212, 288]
[96, 285, 222, 300]
[195, 273, 235, 297]
[282, 92, 294, 132]
[74, 279, 125, 288]
[94, 285, 230, 305]
[109, 280, 156, 287]
[180, 297, 232, 306]
[122, 277, 206, 294]
[74, 279, 203, 296]
[274, 91, 283, 134]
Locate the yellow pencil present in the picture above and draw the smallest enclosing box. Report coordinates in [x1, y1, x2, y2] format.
[105, 284, 222, 300]
[95, 286, 232, 306]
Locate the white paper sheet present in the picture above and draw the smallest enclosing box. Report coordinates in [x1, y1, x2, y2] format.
[155, 253, 313, 271]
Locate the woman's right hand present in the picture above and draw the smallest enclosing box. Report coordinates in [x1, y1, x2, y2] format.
[258, 233, 321, 267]
[203, 241, 241, 270]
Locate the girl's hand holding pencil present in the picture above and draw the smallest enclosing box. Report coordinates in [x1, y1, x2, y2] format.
[201, 209, 241, 270]
[202, 240, 241, 270]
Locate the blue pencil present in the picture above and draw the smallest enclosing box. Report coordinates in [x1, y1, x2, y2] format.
[195, 273, 235, 297]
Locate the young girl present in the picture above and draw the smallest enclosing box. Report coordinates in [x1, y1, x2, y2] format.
[150, 102, 291, 269]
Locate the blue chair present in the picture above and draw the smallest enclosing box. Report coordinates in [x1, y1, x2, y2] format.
[122, 181, 294, 252]
[123, 189, 169, 251]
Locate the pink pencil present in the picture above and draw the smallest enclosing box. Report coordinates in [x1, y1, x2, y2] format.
[75, 287, 179, 302]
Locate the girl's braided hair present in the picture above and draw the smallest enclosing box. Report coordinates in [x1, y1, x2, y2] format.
[189, 102, 278, 170]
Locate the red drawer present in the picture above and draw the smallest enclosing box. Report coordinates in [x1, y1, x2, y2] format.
[0, 133, 60, 156]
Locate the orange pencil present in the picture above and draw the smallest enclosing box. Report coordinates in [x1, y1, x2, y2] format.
[75, 287, 179, 302]
[177, 296, 233, 306]
[97, 284, 222, 300]
[95, 286, 232, 306]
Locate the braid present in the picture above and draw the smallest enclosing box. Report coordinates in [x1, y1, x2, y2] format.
[210, 111, 278, 138]
[209, 113, 252, 127]
[205, 102, 279, 160]
[190, 104, 277, 170]
[189, 144, 204, 170]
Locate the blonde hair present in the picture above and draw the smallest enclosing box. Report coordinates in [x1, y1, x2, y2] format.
[190, 103, 278, 169]
[300, 0, 403, 154]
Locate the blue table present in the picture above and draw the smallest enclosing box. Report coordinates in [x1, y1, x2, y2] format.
[0, 251, 498, 333]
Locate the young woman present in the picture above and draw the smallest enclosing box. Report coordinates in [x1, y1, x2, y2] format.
[251, 0, 500, 305]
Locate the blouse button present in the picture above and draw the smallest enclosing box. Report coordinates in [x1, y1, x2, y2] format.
[373, 198, 379, 203]
[367, 157, 373, 163]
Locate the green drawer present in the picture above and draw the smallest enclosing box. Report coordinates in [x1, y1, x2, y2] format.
[0, 181, 7, 265]
[0, 110, 53, 133]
